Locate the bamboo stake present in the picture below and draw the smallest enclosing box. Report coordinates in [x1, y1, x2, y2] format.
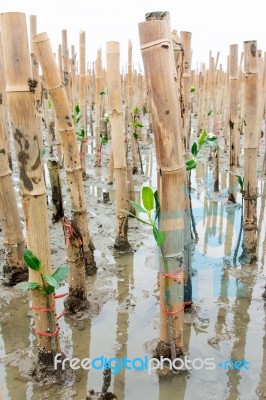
[240, 40, 259, 264]
[61, 29, 72, 109]
[0, 119, 28, 285]
[79, 31, 88, 179]
[47, 160, 64, 222]
[95, 49, 103, 167]
[180, 31, 192, 151]
[33, 32, 97, 276]
[0, 33, 12, 170]
[0, 12, 59, 363]
[139, 11, 187, 356]
[106, 41, 131, 251]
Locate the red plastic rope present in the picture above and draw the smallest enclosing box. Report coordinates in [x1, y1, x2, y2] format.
[160, 305, 184, 315]
[62, 221, 82, 248]
[32, 303, 55, 312]
[56, 311, 66, 320]
[55, 292, 69, 299]
[35, 326, 59, 337]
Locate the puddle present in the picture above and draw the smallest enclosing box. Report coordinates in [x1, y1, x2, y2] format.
[0, 125, 266, 400]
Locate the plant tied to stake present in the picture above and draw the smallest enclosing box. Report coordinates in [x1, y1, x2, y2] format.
[18, 249, 70, 295]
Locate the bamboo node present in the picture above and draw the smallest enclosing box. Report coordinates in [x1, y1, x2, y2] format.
[28, 78, 38, 92]
[140, 39, 170, 51]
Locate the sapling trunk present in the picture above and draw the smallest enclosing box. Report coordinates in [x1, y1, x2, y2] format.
[0, 12, 59, 363]
[0, 119, 28, 285]
[33, 32, 97, 276]
[139, 11, 187, 356]
[106, 41, 131, 252]
[239, 41, 259, 264]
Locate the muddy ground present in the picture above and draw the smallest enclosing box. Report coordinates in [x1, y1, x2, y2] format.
[0, 118, 266, 400]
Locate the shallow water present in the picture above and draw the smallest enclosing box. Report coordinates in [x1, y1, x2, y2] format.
[0, 130, 266, 400]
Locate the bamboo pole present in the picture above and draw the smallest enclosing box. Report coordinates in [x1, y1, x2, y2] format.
[180, 31, 192, 151]
[79, 31, 88, 179]
[0, 33, 12, 170]
[240, 40, 259, 264]
[0, 119, 28, 285]
[94, 49, 103, 167]
[47, 160, 64, 222]
[61, 29, 72, 109]
[0, 12, 59, 363]
[229, 44, 240, 167]
[106, 41, 131, 251]
[127, 41, 138, 174]
[33, 32, 97, 276]
[139, 11, 187, 356]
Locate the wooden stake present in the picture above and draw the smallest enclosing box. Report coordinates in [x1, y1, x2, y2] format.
[0, 119, 28, 285]
[106, 41, 131, 251]
[139, 11, 186, 356]
[240, 40, 259, 263]
[33, 32, 97, 276]
[0, 12, 59, 363]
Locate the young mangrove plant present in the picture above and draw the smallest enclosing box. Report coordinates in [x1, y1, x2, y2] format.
[186, 129, 218, 171]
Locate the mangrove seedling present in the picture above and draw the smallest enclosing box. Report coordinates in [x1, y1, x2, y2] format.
[18, 249, 70, 295]
[186, 129, 218, 171]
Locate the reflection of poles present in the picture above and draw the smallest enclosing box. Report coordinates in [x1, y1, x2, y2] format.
[256, 305, 266, 397]
[0, 297, 29, 399]
[113, 254, 134, 400]
[226, 265, 257, 399]
[215, 209, 235, 335]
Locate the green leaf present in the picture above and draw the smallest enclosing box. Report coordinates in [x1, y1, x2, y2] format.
[52, 265, 70, 283]
[76, 115, 82, 124]
[39, 287, 48, 296]
[122, 210, 152, 226]
[40, 148, 46, 158]
[23, 249, 41, 271]
[237, 176, 244, 192]
[133, 132, 138, 139]
[198, 129, 207, 146]
[206, 136, 217, 141]
[100, 91, 106, 96]
[207, 110, 212, 116]
[190, 85, 196, 93]
[45, 285, 56, 294]
[48, 100, 53, 109]
[157, 231, 166, 247]
[128, 200, 147, 214]
[133, 106, 139, 115]
[137, 123, 144, 128]
[186, 159, 197, 171]
[153, 225, 159, 242]
[77, 135, 84, 141]
[75, 105, 80, 114]
[43, 274, 60, 289]
[17, 281, 40, 290]
[154, 190, 160, 220]
[142, 186, 154, 211]
[191, 142, 198, 157]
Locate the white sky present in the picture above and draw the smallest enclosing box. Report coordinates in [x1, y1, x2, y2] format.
[1, 0, 266, 71]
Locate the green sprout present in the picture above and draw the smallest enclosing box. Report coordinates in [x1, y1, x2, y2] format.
[17, 249, 69, 295]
